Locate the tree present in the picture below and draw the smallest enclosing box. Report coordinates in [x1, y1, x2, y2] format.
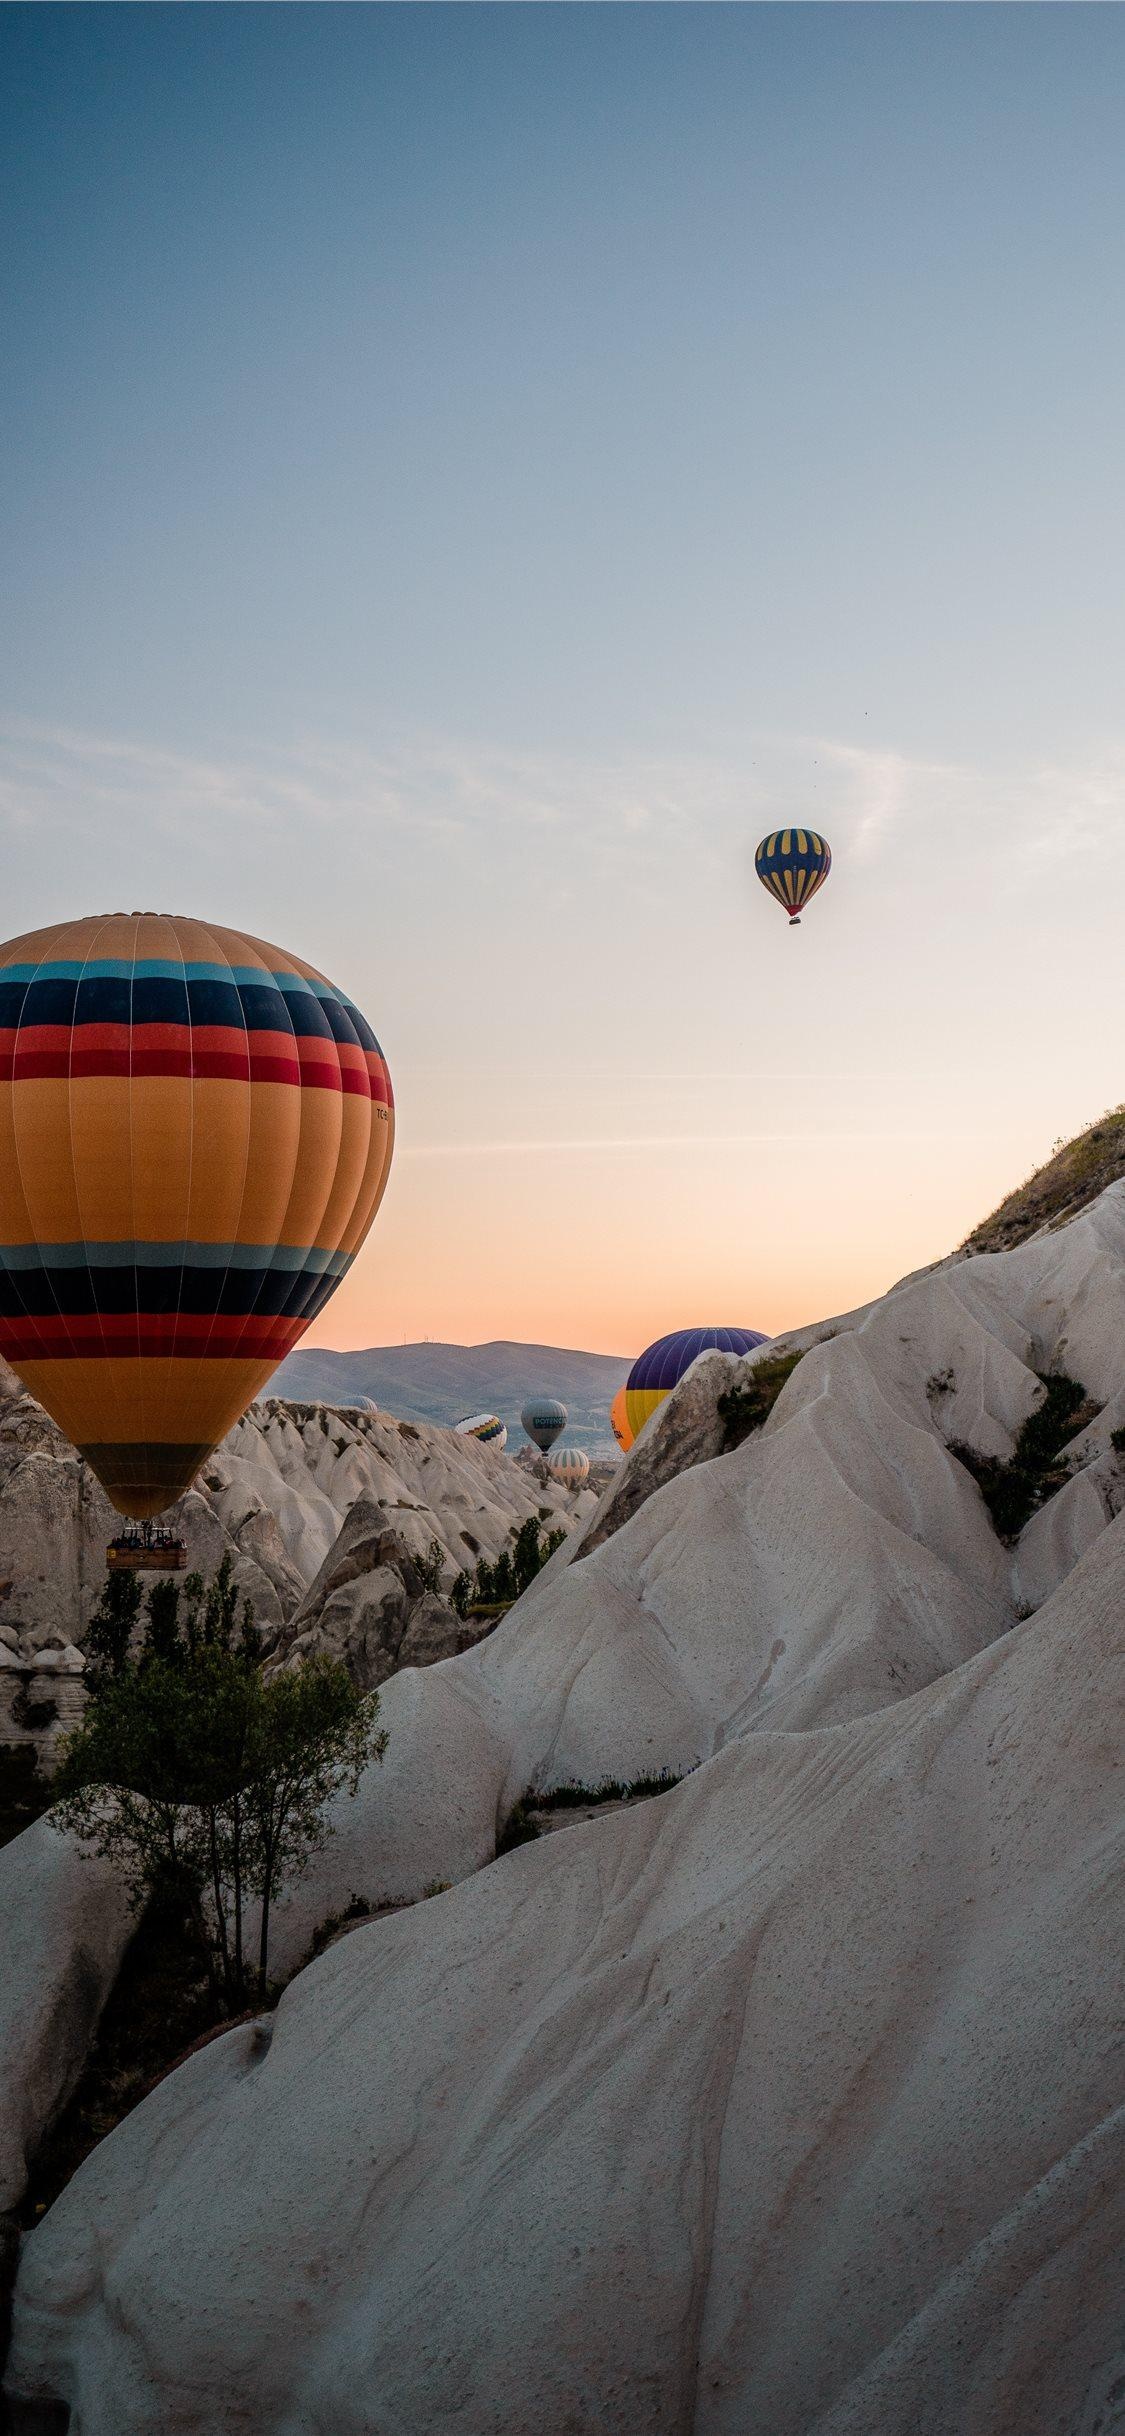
[241, 1661, 379, 1998]
[491, 1549, 516, 1605]
[416, 1538, 446, 1595]
[145, 1575, 183, 1665]
[84, 1567, 142, 1682]
[455, 1522, 569, 1615]
[56, 1559, 386, 2009]
[511, 1516, 541, 1595]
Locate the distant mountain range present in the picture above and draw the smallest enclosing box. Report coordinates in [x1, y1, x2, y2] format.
[273, 1339, 632, 1454]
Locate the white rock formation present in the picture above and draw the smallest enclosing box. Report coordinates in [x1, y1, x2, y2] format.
[264, 1498, 499, 1689]
[0, 1362, 592, 1658]
[0, 1371, 593, 1770]
[4, 1185, 1125, 2431]
[7, 1511, 1124, 2433]
[247, 1184, 1125, 1961]
[0, 1819, 133, 2218]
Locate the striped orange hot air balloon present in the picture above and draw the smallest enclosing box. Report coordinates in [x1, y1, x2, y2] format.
[609, 1385, 633, 1452]
[0, 912, 393, 1516]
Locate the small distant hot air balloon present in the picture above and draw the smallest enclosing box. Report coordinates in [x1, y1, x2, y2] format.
[548, 1446, 590, 1491]
[0, 912, 393, 1521]
[521, 1396, 567, 1454]
[609, 1386, 633, 1452]
[455, 1412, 508, 1452]
[755, 827, 832, 927]
[625, 1327, 768, 1442]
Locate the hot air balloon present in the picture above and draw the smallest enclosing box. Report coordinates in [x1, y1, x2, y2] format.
[755, 828, 831, 926]
[548, 1446, 590, 1490]
[521, 1396, 567, 1454]
[625, 1326, 768, 1442]
[0, 913, 393, 1520]
[609, 1386, 633, 1452]
[455, 1412, 507, 1452]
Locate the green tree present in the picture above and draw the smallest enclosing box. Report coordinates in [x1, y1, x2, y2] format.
[512, 1516, 545, 1595]
[56, 1562, 386, 2009]
[491, 1549, 516, 1604]
[240, 1661, 379, 1998]
[416, 1538, 446, 1595]
[84, 1567, 142, 1682]
[144, 1576, 183, 1665]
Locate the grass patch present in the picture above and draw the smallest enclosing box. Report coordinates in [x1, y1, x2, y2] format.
[535, 1768, 686, 1809]
[308, 1892, 373, 1958]
[718, 1350, 804, 1451]
[948, 1371, 1098, 1544]
[495, 1798, 541, 1855]
[963, 1106, 1125, 1252]
[496, 1767, 689, 1854]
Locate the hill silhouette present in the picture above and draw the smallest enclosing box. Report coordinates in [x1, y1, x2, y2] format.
[273, 1338, 631, 1454]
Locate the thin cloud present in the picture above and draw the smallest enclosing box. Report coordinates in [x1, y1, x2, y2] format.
[0, 714, 1121, 890]
[400, 1129, 991, 1159]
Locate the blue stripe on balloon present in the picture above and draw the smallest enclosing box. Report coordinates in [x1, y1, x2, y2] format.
[0, 1241, 350, 1274]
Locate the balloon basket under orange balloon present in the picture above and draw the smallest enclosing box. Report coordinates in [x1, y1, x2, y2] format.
[105, 1523, 188, 1574]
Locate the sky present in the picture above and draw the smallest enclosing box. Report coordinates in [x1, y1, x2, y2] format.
[3, 4, 1125, 1359]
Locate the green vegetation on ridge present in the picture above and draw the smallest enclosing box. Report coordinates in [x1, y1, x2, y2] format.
[963, 1106, 1125, 1254]
[947, 1371, 1100, 1544]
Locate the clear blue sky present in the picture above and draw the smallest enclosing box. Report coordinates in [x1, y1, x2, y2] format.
[3, 5, 1124, 1350]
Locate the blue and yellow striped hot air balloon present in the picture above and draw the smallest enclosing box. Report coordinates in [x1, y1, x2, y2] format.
[455, 1412, 508, 1452]
[625, 1326, 768, 1443]
[0, 912, 394, 1517]
[755, 827, 832, 927]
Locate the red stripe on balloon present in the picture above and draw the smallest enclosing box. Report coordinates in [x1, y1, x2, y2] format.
[0, 1046, 373, 1093]
[0, 1312, 307, 1357]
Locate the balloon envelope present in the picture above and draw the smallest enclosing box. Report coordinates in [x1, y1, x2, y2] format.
[0, 914, 393, 1517]
[521, 1396, 567, 1453]
[455, 1412, 508, 1452]
[755, 827, 831, 925]
[548, 1446, 590, 1489]
[609, 1386, 633, 1452]
[625, 1326, 768, 1442]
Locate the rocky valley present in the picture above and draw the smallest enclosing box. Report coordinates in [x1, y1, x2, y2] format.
[2, 1168, 1124, 2432]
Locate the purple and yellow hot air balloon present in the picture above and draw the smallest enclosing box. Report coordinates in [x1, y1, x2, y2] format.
[0, 913, 393, 1516]
[625, 1326, 768, 1443]
[609, 1385, 633, 1453]
[755, 827, 832, 927]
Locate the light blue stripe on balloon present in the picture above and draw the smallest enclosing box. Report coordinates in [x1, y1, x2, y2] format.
[0, 1241, 349, 1274]
[0, 959, 353, 996]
